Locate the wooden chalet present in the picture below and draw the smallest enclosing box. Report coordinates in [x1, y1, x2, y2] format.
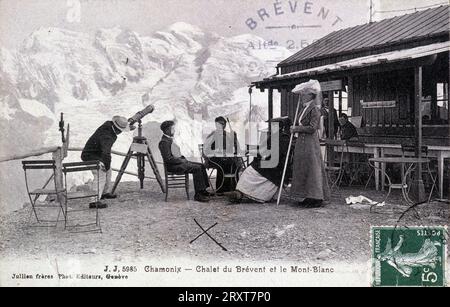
[253, 5, 450, 147]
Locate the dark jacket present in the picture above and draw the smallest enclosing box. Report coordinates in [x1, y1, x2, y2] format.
[340, 121, 359, 140]
[158, 135, 189, 173]
[81, 121, 117, 170]
[250, 132, 291, 186]
[321, 107, 339, 138]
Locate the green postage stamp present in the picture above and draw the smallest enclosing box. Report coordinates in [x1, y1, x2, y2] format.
[371, 226, 447, 287]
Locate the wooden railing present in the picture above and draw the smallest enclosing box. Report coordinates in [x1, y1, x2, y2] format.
[68, 147, 163, 180]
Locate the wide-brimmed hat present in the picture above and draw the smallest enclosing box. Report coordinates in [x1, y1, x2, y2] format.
[112, 116, 128, 132]
[292, 79, 321, 95]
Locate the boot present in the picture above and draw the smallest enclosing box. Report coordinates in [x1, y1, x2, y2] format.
[89, 201, 108, 209]
[194, 193, 209, 203]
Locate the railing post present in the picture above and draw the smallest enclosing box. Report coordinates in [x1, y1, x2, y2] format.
[52, 147, 65, 204]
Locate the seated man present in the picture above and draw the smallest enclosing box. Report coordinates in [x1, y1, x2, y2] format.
[203, 116, 242, 193]
[158, 120, 211, 202]
[338, 113, 359, 141]
[225, 117, 292, 203]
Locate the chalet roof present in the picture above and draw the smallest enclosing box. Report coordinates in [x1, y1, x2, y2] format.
[257, 41, 449, 86]
[279, 5, 449, 67]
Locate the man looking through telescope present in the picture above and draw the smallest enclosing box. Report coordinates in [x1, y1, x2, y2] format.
[81, 94, 155, 209]
[81, 115, 135, 209]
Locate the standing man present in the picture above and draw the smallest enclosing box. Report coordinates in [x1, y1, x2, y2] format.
[158, 120, 211, 202]
[320, 98, 339, 139]
[81, 116, 131, 208]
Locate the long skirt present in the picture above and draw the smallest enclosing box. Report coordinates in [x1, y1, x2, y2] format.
[290, 134, 330, 201]
[236, 166, 278, 203]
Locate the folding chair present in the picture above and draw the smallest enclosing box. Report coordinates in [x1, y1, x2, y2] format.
[341, 141, 374, 187]
[324, 140, 345, 190]
[401, 144, 439, 202]
[63, 161, 102, 233]
[22, 160, 66, 227]
[163, 163, 190, 201]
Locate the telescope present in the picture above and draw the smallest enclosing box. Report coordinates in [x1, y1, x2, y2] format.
[128, 93, 154, 125]
[111, 96, 164, 195]
[128, 104, 154, 125]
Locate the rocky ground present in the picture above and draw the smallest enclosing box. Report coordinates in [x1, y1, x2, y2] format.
[0, 182, 448, 263]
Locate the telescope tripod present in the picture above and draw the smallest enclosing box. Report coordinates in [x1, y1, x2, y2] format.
[111, 121, 165, 195]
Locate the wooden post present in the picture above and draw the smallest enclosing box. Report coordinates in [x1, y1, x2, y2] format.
[327, 92, 335, 166]
[411, 66, 426, 203]
[268, 88, 274, 149]
[446, 82, 450, 147]
[280, 89, 287, 117]
[268, 88, 274, 120]
[52, 147, 65, 204]
[348, 76, 353, 113]
[338, 90, 343, 115]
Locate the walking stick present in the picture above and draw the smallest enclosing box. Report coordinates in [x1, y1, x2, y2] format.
[276, 97, 303, 206]
[226, 117, 238, 154]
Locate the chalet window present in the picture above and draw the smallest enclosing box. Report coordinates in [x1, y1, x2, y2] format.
[436, 82, 449, 124]
[333, 90, 348, 114]
[423, 82, 449, 126]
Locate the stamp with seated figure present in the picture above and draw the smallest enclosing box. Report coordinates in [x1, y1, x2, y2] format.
[371, 226, 447, 287]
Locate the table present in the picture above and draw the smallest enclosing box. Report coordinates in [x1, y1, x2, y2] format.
[366, 144, 450, 199]
[204, 154, 247, 192]
[369, 157, 432, 205]
[322, 140, 378, 187]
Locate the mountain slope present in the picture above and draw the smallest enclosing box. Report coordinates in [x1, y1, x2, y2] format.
[0, 23, 292, 214]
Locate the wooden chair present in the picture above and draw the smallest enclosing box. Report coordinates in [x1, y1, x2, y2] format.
[163, 164, 190, 201]
[22, 160, 66, 228]
[63, 161, 102, 233]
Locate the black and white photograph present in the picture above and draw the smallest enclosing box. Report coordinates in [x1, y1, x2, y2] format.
[0, 0, 448, 289]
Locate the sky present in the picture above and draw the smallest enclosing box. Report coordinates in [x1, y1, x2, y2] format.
[0, 0, 448, 50]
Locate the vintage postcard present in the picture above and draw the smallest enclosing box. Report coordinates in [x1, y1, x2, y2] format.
[0, 0, 449, 290]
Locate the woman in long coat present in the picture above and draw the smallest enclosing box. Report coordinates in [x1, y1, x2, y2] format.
[290, 80, 330, 207]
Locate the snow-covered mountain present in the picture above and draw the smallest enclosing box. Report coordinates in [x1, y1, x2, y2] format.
[0, 22, 291, 214]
